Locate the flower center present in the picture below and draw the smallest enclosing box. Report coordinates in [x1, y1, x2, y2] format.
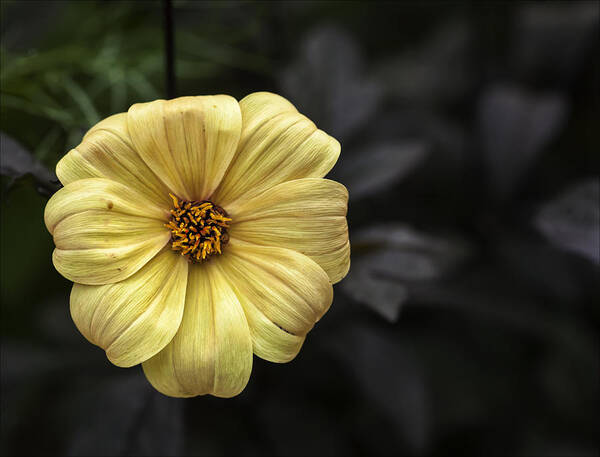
[165, 194, 231, 262]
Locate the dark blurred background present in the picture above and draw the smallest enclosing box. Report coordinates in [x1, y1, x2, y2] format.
[1, 1, 599, 456]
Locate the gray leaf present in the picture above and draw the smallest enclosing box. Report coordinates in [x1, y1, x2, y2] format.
[0, 132, 60, 196]
[534, 179, 600, 264]
[280, 25, 382, 142]
[338, 141, 429, 200]
[375, 20, 472, 106]
[342, 224, 471, 322]
[479, 84, 567, 198]
[512, 2, 599, 86]
[342, 269, 408, 323]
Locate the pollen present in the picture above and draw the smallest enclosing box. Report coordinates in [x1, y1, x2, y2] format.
[165, 193, 231, 262]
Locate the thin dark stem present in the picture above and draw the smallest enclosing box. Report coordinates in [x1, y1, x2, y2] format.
[162, 0, 176, 99]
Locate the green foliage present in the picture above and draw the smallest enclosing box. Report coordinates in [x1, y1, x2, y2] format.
[0, 0, 272, 168]
[1, 1, 162, 164]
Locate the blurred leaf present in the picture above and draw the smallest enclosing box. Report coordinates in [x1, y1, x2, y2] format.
[281, 25, 382, 142]
[478, 84, 567, 199]
[343, 224, 471, 322]
[61, 75, 101, 126]
[337, 141, 429, 200]
[127, 70, 160, 100]
[1, 93, 77, 125]
[363, 108, 468, 183]
[512, 2, 600, 87]
[0, 132, 59, 196]
[1, 45, 88, 82]
[342, 270, 408, 323]
[178, 30, 272, 75]
[534, 179, 600, 264]
[375, 20, 472, 106]
[35, 126, 62, 161]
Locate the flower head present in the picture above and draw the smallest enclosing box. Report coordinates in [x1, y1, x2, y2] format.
[44, 92, 350, 398]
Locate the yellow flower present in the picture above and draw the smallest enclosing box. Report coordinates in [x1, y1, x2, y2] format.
[43, 92, 350, 398]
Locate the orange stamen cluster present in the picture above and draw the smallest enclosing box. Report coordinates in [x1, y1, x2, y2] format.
[165, 193, 231, 262]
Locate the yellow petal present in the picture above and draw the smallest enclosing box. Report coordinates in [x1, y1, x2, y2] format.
[127, 95, 242, 201]
[53, 211, 166, 250]
[52, 231, 170, 287]
[229, 178, 350, 284]
[211, 92, 341, 207]
[82, 110, 126, 139]
[142, 262, 253, 398]
[70, 249, 188, 367]
[45, 178, 170, 285]
[56, 113, 173, 208]
[44, 178, 168, 234]
[217, 240, 333, 363]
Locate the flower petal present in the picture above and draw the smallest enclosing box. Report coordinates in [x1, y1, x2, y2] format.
[70, 249, 188, 367]
[216, 240, 333, 363]
[211, 92, 341, 207]
[53, 211, 166, 250]
[229, 178, 350, 284]
[44, 177, 168, 234]
[56, 113, 173, 208]
[52, 228, 170, 287]
[45, 178, 170, 285]
[127, 95, 242, 201]
[142, 262, 253, 398]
